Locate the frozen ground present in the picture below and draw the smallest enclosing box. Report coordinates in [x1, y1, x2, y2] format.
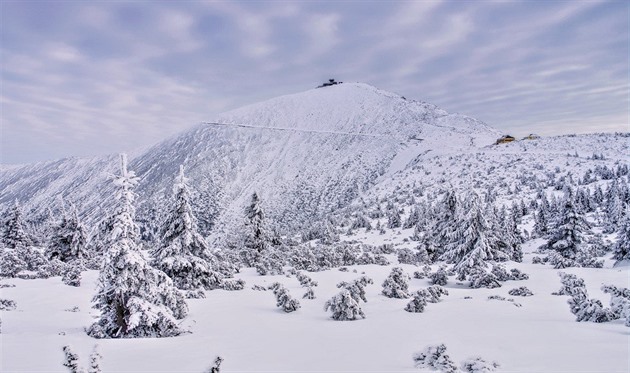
[1, 239, 628, 372]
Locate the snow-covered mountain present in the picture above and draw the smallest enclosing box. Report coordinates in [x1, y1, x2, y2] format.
[0, 83, 503, 232]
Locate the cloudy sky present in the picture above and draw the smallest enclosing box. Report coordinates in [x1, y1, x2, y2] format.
[1, 0, 628, 164]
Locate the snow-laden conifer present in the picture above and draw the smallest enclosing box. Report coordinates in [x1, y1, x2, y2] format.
[47, 206, 88, 263]
[440, 193, 508, 280]
[612, 207, 630, 264]
[3, 201, 30, 249]
[324, 289, 365, 321]
[601, 285, 630, 327]
[382, 267, 410, 298]
[241, 192, 272, 270]
[539, 197, 591, 260]
[412, 344, 458, 373]
[152, 166, 223, 291]
[87, 154, 188, 339]
[269, 282, 300, 312]
[460, 357, 500, 372]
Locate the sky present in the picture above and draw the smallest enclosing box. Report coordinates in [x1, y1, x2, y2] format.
[1, 0, 628, 164]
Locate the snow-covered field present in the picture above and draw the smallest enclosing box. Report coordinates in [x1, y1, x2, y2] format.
[2, 239, 628, 372]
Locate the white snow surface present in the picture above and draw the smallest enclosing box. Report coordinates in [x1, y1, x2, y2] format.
[1, 240, 628, 372]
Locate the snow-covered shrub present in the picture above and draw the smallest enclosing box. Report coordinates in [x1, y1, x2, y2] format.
[429, 266, 449, 286]
[47, 207, 88, 263]
[324, 289, 365, 321]
[62, 265, 82, 287]
[37, 258, 68, 279]
[204, 356, 223, 373]
[425, 285, 449, 303]
[460, 357, 500, 373]
[570, 297, 614, 323]
[398, 248, 428, 265]
[412, 344, 458, 373]
[337, 276, 373, 303]
[382, 267, 410, 298]
[251, 285, 267, 291]
[296, 271, 318, 287]
[222, 279, 245, 291]
[405, 290, 428, 313]
[508, 286, 533, 297]
[405, 285, 448, 313]
[531, 256, 545, 264]
[547, 251, 577, 269]
[185, 290, 206, 299]
[0, 299, 17, 311]
[62, 345, 81, 373]
[0, 249, 26, 277]
[509, 268, 529, 280]
[302, 287, 315, 299]
[269, 282, 300, 313]
[62, 345, 101, 373]
[602, 285, 630, 326]
[552, 272, 585, 296]
[468, 269, 501, 289]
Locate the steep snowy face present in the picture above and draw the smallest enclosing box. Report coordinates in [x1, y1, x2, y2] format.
[0, 83, 501, 232]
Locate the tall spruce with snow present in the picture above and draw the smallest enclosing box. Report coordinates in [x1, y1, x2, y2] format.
[46, 206, 88, 263]
[439, 193, 508, 280]
[3, 201, 30, 249]
[612, 208, 630, 264]
[241, 192, 269, 268]
[152, 166, 222, 290]
[539, 197, 591, 260]
[87, 154, 188, 339]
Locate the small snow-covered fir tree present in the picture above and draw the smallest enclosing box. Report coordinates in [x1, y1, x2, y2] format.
[539, 198, 591, 260]
[412, 344, 458, 373]
[88, 154, 188, 339]
[440, 193, 507, 280]
[47, 206, 88, 263]
[612, 208, 630, 264]
[3, 201, 30, 249]
[152, 166, 223, 291]
[269, 282, 300, 313]
[241, 192, 271, 269]
[62, 345, 82, 373]
[382, 267, 410, 298]
[324, 289, 365, 321]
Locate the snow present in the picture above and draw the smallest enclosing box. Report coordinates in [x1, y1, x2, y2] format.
[2, 240, 628, 372]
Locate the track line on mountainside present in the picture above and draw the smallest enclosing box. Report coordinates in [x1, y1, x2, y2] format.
[200, 121, 409, 142]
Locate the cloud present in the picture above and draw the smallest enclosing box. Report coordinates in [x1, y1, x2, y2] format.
[0, 0, 627, 164]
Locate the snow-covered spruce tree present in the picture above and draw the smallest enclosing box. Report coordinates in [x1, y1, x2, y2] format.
[3, 201, 30, 249]
[405, 290, 429, 313]
[382, 267, 410, 298]
[612, 208, 630, 264]
[539, 197, 591, 261]
[204, 356, 223, 373]
[554, 272, 613, 323]
[387, 206, 402, 229]
[151, 166, 223, 291]
[62, 264, 82, 287]
[269, 282, 300, 313]
[47, 206, 88, 263]
[324, 289, 365, 321]
[412, 344, 458, 373]
[62, 345, 81, 373]
[439, 193, 508, 281]
[241, 192, 271, 270]
[87, 154, 188, 339]
[429, 266, 449, 286]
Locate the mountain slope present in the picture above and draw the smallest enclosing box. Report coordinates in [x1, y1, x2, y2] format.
[0, 83, 501, 233]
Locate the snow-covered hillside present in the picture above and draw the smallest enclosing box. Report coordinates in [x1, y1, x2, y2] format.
[0, 83, 501, 233]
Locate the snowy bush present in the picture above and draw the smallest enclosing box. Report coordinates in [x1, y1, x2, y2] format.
[0, 299, 17, 311]
[324, 289, 365, 321]
[62, 265, 82, 287]
[0, 249, 26, 277]
[269, 282, 300, 313]
[405, 291, 428, 313]
[508, 287, 533, 297]
[398, 248, 428, 265]
[204, 356, 223, 373]
[412, 344, 458, 373]
[296, 271, 318, 287]
[552, 272, 585, 296]
[468, 269, 501, 289]
[602, 285, 630, 326]
[337, 276, 373, 303]
[382, 267, 410, 298]
[185, 290, 206, 299]
[62, 345, 101, 373]
[425, 285, 449, 303]
[302, 287, 315, 299]
[429, 267, 449, 286]
[222, 279, 245, 291]
[460, 356, 500, 372]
